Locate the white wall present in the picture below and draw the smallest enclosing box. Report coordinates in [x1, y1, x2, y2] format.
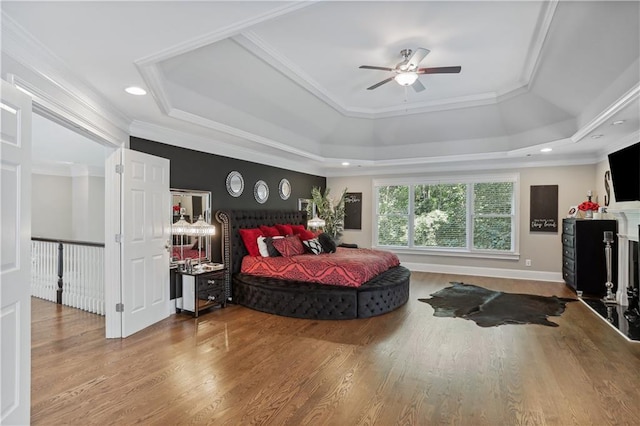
[71, 175, 105, 243]
[32, 173, 105, 243]
[32, 174, 73, 240]
[328, 163, 598, 278]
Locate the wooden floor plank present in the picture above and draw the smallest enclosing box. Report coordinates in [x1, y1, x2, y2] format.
[31, 272, 640, 425]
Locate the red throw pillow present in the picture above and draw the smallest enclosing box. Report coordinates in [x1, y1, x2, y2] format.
[238, 228, 263, 257]
[295, 228, 316, 241]
[272, 235, 306, 257]
[290, 224, 306, 234]
[275, 224, 293, 236]
[259, 225, 280, 237]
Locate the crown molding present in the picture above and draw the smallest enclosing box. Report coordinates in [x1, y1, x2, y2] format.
[229, 1, 557, 119]
[134, 2, 317, 67]
[129, 120, 325, 176]
[167, 108, 325, 162]
[1, 11, 130, 140]
[521, 0, 559, 87]
[139, 0, 557, 122]
[237, 31, 505, 119]
[32, 163, 104, 178]
[571, 83, 640, 143]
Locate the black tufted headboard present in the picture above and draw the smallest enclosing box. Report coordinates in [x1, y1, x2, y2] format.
[215, 210, 307, 298]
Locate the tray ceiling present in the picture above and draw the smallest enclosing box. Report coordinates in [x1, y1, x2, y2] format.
[2, 1, 639, 174]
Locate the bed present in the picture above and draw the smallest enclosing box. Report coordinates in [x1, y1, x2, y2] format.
[215, 209, 410, 319]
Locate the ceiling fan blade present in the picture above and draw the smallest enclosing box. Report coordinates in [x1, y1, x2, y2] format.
[407, 48, 430, 70]
[359, 65, 395, 71]
[417, 66, 462, 74]
[367, 77, 394, 90]
[412, 79, 426, 93]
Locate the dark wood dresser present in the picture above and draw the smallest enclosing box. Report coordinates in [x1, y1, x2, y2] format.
[562, 218, 618, 296]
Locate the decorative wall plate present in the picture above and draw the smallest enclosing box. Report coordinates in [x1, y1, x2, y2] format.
[279, 178, 291, 200]
[226, 171, 244, 197]
[254, 180, 269, 204]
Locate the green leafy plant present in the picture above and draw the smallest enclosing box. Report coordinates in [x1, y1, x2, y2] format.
[308, 186, 347, 242]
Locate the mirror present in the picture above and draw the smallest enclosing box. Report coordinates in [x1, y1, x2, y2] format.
[226, 171, 244, 197]
[279, 178, 291, 200]
[254, 180, 269, 204]
[171, 188, 212, 264]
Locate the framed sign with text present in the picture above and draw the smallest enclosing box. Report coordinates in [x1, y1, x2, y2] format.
[344, 192, 362, 230]
[530, 185, 558, 233]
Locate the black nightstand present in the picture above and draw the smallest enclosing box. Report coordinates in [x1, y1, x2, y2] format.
[178, 268, 226, 317]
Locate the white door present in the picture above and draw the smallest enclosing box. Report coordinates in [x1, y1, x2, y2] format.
[1, 81, 32, 424]
[120, 148, 170, 337]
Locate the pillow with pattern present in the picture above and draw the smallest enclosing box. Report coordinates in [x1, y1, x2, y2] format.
[272, 235, 306, 257]
[318, 232, 337, 253]
[302, 238, 323, 255]
[264, 236, 284, 257]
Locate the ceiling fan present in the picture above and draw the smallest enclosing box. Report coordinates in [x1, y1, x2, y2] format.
[359, 48, 461, 92]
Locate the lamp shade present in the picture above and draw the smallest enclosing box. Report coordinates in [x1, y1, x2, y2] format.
[189, 215, 215, 236]
[171, 215, 191, 235]
[307, 216, 326, 229]
[394, 72, 419, 86]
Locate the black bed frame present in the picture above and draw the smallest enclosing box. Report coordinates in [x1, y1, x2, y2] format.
[215, 210, 410, 319]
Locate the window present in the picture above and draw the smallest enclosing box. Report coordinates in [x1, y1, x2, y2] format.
[375, 174, 518, 256]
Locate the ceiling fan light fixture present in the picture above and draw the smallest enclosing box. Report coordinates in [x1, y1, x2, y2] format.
[394, 72, 419, 86]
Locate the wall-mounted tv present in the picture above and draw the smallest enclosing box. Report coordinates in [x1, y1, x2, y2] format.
[608, 142, 640, 202]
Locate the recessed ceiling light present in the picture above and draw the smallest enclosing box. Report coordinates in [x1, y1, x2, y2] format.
[341, 162, 350, 166]
[125, 86, 147, 96]
[590, 134, 604, 139]
[612, 120, 626, 125]
[540, 147, 552, 153]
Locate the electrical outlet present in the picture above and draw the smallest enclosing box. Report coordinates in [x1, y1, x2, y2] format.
[525, 259, 532, 267]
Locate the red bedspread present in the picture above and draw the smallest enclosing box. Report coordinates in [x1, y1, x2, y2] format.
[240, 247, 400, 287]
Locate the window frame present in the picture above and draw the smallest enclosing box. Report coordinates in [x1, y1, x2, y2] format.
[373, 173, 520, 260]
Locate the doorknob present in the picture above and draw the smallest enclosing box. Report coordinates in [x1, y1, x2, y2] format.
[164, 240, 171, 252]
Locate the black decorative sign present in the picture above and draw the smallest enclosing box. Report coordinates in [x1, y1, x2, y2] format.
[344, 192, 362, 230]
[530, 185, 558, 233]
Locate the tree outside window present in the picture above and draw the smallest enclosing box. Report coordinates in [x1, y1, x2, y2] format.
[375, 177, 516, 253]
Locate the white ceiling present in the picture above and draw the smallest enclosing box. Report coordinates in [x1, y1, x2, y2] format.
[2, 1, 639, 176]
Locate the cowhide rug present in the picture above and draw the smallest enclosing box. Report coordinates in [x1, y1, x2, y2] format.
[419, 282, 577, 327]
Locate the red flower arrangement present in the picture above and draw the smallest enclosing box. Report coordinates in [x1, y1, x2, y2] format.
[578, 200, 599, 211]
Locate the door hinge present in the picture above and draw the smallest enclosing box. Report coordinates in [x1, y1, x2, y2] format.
[115, 164, 124, 174]
[115, 234, 122, 243]
[115, 303, 124, 312]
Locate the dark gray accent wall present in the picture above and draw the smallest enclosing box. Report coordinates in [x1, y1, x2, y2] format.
[130, 136, 326, 262]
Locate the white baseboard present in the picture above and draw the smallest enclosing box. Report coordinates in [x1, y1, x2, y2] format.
[402, 262, 564, 283]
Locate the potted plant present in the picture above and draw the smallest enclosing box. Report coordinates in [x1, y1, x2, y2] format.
[308, 186, 347, 243]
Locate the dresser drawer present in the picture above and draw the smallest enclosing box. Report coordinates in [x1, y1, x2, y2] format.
[562, 256, 575, 272]
[563, 268, 575, 289]
[561, 234, 575, 248]
[562, 220, 575, 235]
[562, 245, 575, 260]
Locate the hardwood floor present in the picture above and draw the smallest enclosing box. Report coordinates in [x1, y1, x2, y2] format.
[32, 272, 640, 425]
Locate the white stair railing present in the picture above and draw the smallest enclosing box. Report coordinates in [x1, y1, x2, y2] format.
[31, 238, 105, 315]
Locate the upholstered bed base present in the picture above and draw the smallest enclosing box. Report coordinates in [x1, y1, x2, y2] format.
[233, 265, 410, 319]
[216, 209, 410, 320]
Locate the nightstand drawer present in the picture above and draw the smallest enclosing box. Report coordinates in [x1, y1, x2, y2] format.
[197, 276, 225, 303]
